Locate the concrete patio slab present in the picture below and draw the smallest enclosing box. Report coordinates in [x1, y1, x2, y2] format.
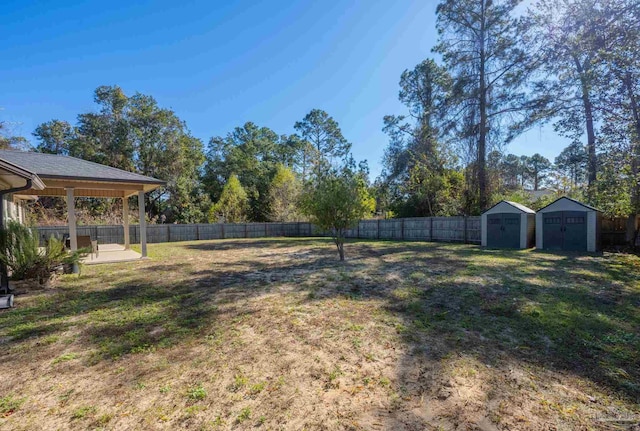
[83, 244, 142, 265]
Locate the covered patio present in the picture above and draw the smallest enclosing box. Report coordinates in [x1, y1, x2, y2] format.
[0, 150, 165, 271]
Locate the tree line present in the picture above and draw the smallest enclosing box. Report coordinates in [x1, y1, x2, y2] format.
[377, 0, 640, 236]
[8, 85, 367, 227]
[1, 0, 639, 243]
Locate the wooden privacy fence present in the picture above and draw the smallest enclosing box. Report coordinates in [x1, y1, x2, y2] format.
[35, 217, 481, 246]
[601, 217, 629, 247]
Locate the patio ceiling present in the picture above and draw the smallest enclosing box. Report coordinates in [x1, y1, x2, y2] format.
[17, 178, 157, 198]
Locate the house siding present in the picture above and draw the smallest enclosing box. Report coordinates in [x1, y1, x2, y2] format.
[2, 194, 26, 225]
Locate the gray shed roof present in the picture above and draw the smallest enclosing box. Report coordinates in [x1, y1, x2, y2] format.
[538, 196, 601, 213]
[483, 200, 536, 214]
[0, 150, 165, 185]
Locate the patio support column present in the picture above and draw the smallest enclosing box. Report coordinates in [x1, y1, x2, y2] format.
[66, 187, 79, 273]
[123, 196, 130, 250]
[138, 191, 147, 258]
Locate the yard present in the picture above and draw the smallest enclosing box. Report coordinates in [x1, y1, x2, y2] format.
[1, 238, 639, 430]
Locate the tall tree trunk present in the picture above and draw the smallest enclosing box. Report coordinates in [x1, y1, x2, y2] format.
[477, 0, 488, 210]
[302, 147, 308, 182]
[575, 57, 597, 186]
[625, 72, 640, 246]
[583, 96, 597, 186]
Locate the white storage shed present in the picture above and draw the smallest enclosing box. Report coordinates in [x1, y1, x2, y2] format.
[536, 197, 601, 252]
[481, 200, 536, 249]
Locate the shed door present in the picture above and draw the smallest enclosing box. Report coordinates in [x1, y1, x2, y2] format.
[502, 215, 521, 248]
[562, 211, 587, 251]
[543, 211, 564, 250]
[543, 211, 588, 251]
[486, 213, 520, 248]
[486, 215, 503, 248]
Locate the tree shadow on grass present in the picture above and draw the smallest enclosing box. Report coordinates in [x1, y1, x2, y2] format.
[183, 237, 331, 252]
[1, 238, 638, 428]
[293, 242, 640, 428]
[0, 248, 343, 364]
[352, 243, 640, 428]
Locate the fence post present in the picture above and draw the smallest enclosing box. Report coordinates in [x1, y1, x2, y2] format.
[196, 224, 200, 241]
[244, 223, 248, 238]
[401, 218, 405, 240]
[357, 220, 360, 239]
[463, 216, 468, 244]
[377, 219, 381, 240]
[264, 223, 267, 238]
[429, 217, 433, 241]
[221, 223, 225, 239]
[167, 224, 171, 242]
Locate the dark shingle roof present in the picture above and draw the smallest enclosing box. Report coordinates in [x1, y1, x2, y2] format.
[0, 150, 165, 185]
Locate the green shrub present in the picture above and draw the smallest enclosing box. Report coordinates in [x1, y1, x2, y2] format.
[0, 221, 86, 284]
[0, 221, 41, 281]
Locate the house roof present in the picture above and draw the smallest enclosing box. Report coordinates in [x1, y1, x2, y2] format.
[0, 150, 165, 185]
[0, 157, 45, 190]
[483, 200, 536, 214]
[538, 196, 601, 213]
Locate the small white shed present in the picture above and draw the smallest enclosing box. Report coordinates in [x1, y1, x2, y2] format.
[481, 200, 535, 249]
[536, 197, 602, 252]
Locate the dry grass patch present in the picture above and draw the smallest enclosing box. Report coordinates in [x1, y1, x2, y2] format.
[0, 237, 639, 430]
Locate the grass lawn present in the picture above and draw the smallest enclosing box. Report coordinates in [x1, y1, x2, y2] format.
[1, 238, 639, 430]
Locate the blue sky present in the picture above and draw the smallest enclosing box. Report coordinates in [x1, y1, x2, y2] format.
[0, 0, 569, 178]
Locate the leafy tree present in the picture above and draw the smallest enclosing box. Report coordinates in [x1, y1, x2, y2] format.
[32, 86, 207, 223]
[405, 154, 465, 216]
[203, 122, 294, 221]
[379, 59, 459, 216]
[274, 134, 307, 171]
[73, 85, 134, 170]
[0, 135, 29, 151]
[300, 164, 375, 261]
[268, 164, 302, 222]
[595, 0, 640, 243]
[487, 150, 503, 197]
[527, 153, 552, 190]
[208, 175, 249, 223]
[435, 0, 536, 211]
[127, 94, 208, 222]
[294, 109, 351, 174]
[583, 135, 633, 218]
[0, 121, 30, 151]
[382, 60, 450, 176]
[500, 154, 521, 189]
[525, 0, 631, 187]
[519, 155, 532, 188]
[499, 188, 558, 211]
[555, 142, 588, 187]
[32, 120, 75, 155]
